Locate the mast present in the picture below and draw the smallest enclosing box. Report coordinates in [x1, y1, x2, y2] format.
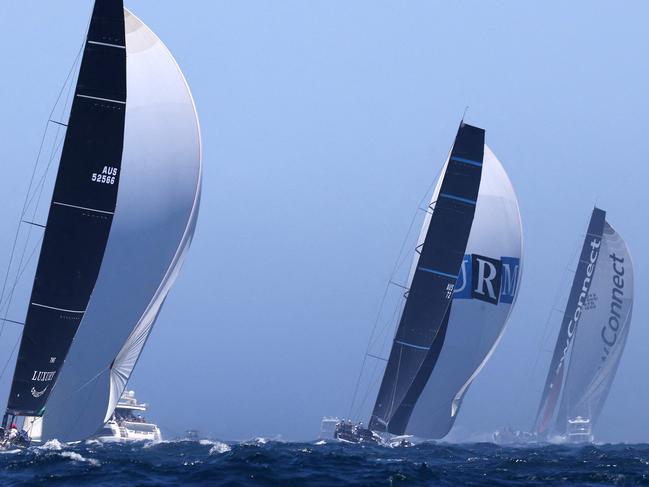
[4, 0, 126, 422]
[533, 207, 606, 435]
[369, 123, 484, 435]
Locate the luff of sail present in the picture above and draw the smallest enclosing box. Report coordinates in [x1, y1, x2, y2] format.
[40, 7, 202, 442]
[369, 123, 484, 435]
[404, 145, 523, 439]
[553, 219, 633, 434]
[533, 207, 606, 435]
[5, 0, 127, 418]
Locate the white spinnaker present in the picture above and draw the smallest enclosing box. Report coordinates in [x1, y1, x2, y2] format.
[406, 145, 522, 439]
[41, 9, 201, 442]
[555, 222, 633, 431]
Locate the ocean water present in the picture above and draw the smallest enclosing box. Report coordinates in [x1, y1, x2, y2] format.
[1, 439, 648, 486]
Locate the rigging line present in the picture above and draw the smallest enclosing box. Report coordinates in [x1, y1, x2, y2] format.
[0, 236, 43, 337]
[522, 235, 583, 429]
[0, 43, 83, 344]
[352, 293, 404, 421]
[348, 191, 434, 419]
[0, 335, 21, 382]
[20, 133, 66, 218]
[0, 62, 73, 319]
[0, 319, 24, 326]
[0, 236, 43, 317]
[347, 134, 454, 420]
[386, 343, 404, 424]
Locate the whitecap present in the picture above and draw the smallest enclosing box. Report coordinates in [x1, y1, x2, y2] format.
[38, 439, 64, 451]
[209, 442, 231, 455]
[60, 451, 100, 466]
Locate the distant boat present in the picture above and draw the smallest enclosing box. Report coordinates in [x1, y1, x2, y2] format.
[1, 0, 201, 446]
[329, 122, 522, 442]
[533, 208, 633, 443]
[96, 390, 162, 442]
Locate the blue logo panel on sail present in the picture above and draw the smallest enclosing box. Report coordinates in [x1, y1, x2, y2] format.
[453, 255, 472, 299]
[499, 256, 520, 304]
[452, 255, 520, 304]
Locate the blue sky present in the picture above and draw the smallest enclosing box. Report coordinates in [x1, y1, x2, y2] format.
[0, 1, 648, 441]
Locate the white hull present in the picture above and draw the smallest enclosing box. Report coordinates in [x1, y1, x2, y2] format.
[95, 420, 161, 443]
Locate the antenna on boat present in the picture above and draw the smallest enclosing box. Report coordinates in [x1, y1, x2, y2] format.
[461, 106, 469, 125]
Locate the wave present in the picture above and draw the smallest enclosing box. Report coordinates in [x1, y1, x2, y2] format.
[0, 440, 647, 485]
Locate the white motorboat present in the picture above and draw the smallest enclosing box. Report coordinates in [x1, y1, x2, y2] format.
[95, 391, 161, 442]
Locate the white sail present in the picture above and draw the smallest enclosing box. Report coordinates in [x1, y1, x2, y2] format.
[555, 221, 633, 431]
[40, 9, 201, 442]
[407, 145, 522, 439]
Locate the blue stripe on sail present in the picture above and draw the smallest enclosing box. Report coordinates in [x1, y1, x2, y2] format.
[440, 192, 476, 205]
[395, 340, 430, 351]
[418, 267, 457, 279]
[451, 156, 482, 167]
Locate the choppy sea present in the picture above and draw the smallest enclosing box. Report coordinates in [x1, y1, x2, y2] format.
[1, 438, 648, 486]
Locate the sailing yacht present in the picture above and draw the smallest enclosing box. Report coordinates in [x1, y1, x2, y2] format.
[0, 0, 201, 447]
[330, 122, 522, 443]
[533, 208, 633, 443]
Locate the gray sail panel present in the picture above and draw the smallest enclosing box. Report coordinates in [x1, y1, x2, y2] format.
[369, 123, 484, 434]
[6, 0, 126, 417]
[553, 220, 633, 433]
[533, 207, 606, 435]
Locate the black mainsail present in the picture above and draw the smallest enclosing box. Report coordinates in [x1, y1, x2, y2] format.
[533, 207, 606, 435]
[369, 123, 484, 435]
[5, 0, 126, 419]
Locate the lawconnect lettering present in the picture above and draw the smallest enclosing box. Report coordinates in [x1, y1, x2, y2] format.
[554, 237, 601, 376]
[601, 253, 625, 356]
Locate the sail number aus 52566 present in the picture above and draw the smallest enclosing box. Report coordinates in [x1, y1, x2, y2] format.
[91, 166, 118, 185]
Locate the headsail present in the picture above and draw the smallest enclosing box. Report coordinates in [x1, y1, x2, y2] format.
[5, 0, 127, 419]
[533, 208, 606, 434]
[553, 219, 633, 434]
[39, 8, 202, 442]
[369, 123, 484, 435]
[405, 145, 522, 439]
